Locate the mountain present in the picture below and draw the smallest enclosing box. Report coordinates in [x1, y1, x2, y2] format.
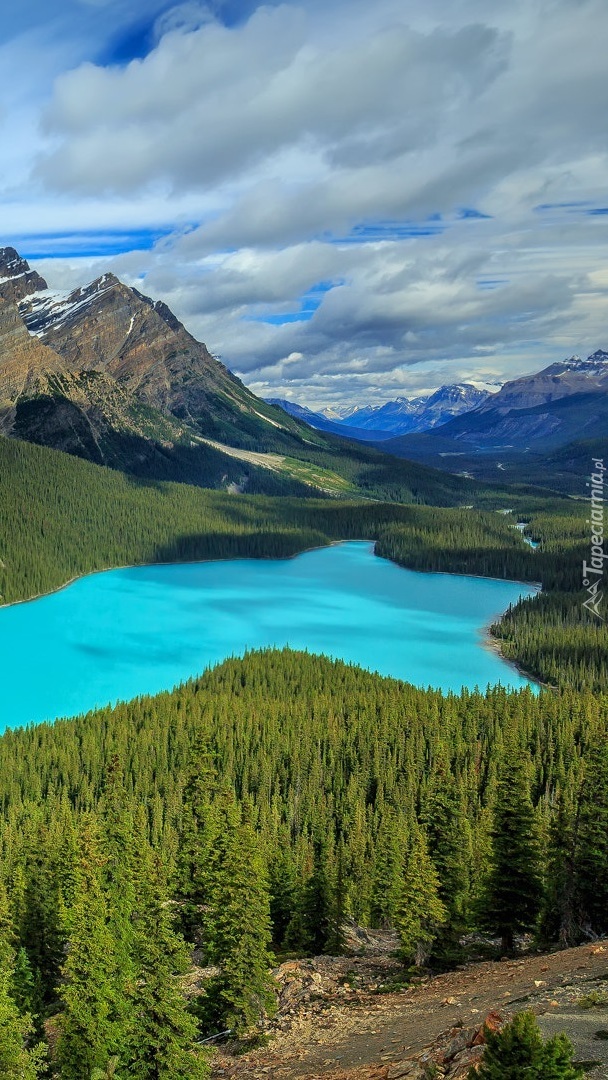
[472, 351, 608, 415]
[379, 351, 608, 490]
[0, 247, 340, 492]
[18, 270, 314, 451]
[265, 398, 395, 442]
[411, 384, 491, 429]
[270, 385, 490, 440]
[0, 247, 490, 506]
[337, 397, 420, 433]
[0, 247, 47, 304]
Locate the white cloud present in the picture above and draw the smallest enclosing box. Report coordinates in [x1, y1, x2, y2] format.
[1, 0, 607, 407]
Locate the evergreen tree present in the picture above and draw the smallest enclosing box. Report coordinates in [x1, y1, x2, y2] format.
[325, 839, 348, 956]
[290, 836, 334, 955]
[540, 792, 577, 946]
[18, 821, 68, 1004]
[395, 827, 447, 967]
[127, 834, 208, 1080]
[0, 955, 46, 1080]
[56, 820, 128, 1080]
[0, 886, 45, 1079]
[176, 753, 220, 945]
[370, 809, 405, 929]
[573, 736, 608, 935]
[267, 837, 298, 947]
[201, 800, 276, 1037]
[480, 739, 544, 953]
[11, 947, 40, 1020]
[99, 762, 138, 1050]
[476, 1011, 583, 1079]
[421, 760, 471, 956]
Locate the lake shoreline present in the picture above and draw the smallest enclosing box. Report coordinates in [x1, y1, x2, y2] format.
[0, 541, 541, 714]
[1, 538, 543, 610]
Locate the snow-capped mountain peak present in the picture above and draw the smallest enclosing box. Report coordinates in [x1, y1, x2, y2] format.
[270, 383, 491, 438]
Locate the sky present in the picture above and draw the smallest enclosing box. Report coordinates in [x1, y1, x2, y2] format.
[1, 0, 607, 409]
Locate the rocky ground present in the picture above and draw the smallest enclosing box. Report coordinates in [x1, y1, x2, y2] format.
[212, 939, 608, 1079]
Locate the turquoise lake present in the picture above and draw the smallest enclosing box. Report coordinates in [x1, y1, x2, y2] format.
[0, 542, 538, 730]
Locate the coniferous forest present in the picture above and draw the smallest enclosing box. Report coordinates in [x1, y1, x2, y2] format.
[0, 434, 607, 1077]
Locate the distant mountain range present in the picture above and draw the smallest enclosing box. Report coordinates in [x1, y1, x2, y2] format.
[5, 242, 599, 499]
[379, 351, 608, 490]
[264, 400, 394, 442]
[269, 351, 608, 494]
[268, 384, 490, 439]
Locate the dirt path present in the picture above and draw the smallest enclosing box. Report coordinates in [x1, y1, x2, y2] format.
[213, 943, 608, 1079]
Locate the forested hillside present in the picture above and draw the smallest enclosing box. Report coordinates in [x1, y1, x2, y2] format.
[0, 650, 606, 1076]
[0, 436, 483, 607]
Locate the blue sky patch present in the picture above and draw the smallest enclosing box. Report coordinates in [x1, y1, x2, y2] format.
[11, 228, 172, 260]
[477, 278, 508, 290]
[534, 201, 592, 213]
[245, 278, 344, 325]
[330, 219, 447, 245]
[98, 16, 160, 66]
[458, 207, 492, 220]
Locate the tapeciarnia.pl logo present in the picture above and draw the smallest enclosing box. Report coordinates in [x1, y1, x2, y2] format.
[582, 457, 606, 620]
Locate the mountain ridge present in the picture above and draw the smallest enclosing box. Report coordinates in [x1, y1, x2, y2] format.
[377, 349, 608, 489]
[0, 247, 486, 506]
[269, 383, 490, 438]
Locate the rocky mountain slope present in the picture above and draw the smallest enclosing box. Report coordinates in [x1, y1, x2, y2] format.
[475, 351, 608, 414]
[16, 265, 311, 451]
[0, 247, 486, 505]
[0, 247, 47, 304]
[0, 247, 337, 481]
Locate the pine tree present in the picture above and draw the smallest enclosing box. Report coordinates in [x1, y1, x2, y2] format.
[98, 760, 138, 1050]
[56, 820, 128, 1080]
[0, 885, 45, 1079]
[18, 821, 67, 1004]
[540, 792, 577, 946]
[479, 740, 544, 953]
[0, 956, 46, 1080]
[476, 1011, 583, 1079]
[11, 947, 39, 1018]
[325, 839, 348, 956]
[395, 827, 447, 967]
[370, 809, 405, 929]
[267, 836, 297, 947]
[421, 761, 471, 956]
[201, 800, 276, 1037]
[573, 736, 608, 936]
[127, 834, 208, 1080]
[176, 753, 220, 945]
[290, 836, 334, 955]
